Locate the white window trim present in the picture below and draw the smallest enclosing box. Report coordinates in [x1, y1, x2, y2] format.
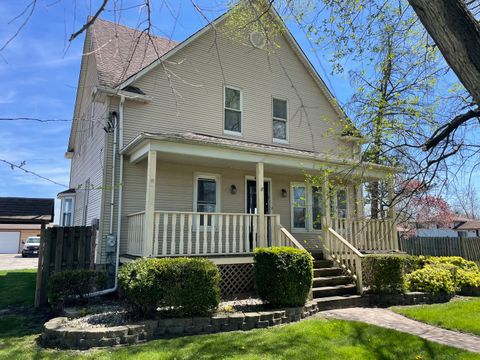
[223, 85, 243, 137]
[193, 173, 221, 231]
[193, 173, 221, 213]
[291, 182, 308, 231]
[272, 97, 289, 144]
[331, 187, 350, 219]
[59, 196, 75, 226]
[290, 183, 350, 233]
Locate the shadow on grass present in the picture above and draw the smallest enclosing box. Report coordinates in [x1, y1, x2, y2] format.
[0, 270, 36, 309]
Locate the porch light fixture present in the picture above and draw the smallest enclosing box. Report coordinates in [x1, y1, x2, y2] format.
[230, 184, 237, 194]
[281, 188, 288, 198]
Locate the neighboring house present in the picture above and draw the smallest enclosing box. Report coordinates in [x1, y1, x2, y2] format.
[0, 197, 54, 253]
[59, 6, 396, 289]
[401, 216, 480, 238]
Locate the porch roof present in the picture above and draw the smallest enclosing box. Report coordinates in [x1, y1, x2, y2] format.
[121, 132, 398, 179]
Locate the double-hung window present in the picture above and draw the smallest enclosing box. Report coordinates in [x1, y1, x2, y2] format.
[60, 197, 74, 226]
[194, 174, 220, 226]
[311, 186, 323, 230]
[224, 86, 242, 135]
[291, 183, 307, 230]
[334, 189, 348, 218]
[291, 184, 348, 231]
[273, 98, 288, 142]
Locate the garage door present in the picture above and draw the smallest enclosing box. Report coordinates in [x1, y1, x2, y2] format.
[0, 232, 20, 253]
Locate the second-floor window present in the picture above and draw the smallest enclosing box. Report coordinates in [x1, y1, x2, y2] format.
[273, 98, 288, 142]
[224, 86, 242, 135]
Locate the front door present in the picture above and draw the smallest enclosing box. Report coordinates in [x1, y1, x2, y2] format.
[246, 180, 270, 249]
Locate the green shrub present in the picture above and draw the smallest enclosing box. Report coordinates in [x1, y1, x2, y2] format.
[405, 265, 456, 294]
[425, 256, 478, 271]
[254, 246, 313, 307]
[48, 270, 107, 310]
[118, 258, 165, 316]
[403, 255, 426, 274]
[455, 269, 480, 289]
[363, 255, 406, 294]
[118, 257, 221, 317]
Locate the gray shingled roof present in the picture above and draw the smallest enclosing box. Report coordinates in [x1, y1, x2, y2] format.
[0, 197, 54, 224]
[91, 18, 178, 88]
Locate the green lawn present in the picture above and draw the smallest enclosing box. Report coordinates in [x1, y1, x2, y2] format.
[1, 315, 479, 360]
[392, 297, 480, 336]
[0, 270, 36, 309]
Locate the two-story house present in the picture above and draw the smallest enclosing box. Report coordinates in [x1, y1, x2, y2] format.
[60, 5, 397, 296]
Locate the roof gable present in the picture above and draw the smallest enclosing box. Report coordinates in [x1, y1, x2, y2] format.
[90, 18, 178, 88]
[113, 7, 347, 122]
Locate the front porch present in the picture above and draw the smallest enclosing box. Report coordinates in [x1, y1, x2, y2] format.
[120, 132, 399, 267]
[126, 210, 399, 259]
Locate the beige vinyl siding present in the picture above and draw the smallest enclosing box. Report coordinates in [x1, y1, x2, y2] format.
[116, 159, 356, 258]
[123, 24, 353, 158]
[68, 31, 107, 229]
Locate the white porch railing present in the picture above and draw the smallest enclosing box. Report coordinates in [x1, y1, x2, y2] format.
[126, 211, 145, 256]
[325, 227, 365, 293]
[127, 211, 284, 257]
[330, 218, 398, 252]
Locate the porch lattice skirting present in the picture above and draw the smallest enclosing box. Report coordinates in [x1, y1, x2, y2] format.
[218, 263, 254, 297]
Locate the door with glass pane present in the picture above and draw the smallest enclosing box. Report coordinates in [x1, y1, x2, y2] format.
[246, 180, 270, 249]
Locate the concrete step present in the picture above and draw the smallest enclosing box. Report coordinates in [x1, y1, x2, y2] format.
[315, 295, 369, 311]
[314, 267, 344, 277]
[310, 252, 324, 260]
[313, 259, 334, 268]
[313, 275, 352, 287]
[312, 284, 357, 298]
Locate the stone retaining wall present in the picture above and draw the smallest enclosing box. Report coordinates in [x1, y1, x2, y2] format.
[42, 302, 318, 350]
[368, 291, 453, 307]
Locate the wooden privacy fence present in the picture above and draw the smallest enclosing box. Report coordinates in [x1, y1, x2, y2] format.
[35, 226, 96, 307]
[399, 236, 480, 262]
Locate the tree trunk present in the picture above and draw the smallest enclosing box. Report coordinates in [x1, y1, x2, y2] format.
[408, 0, 480, 104]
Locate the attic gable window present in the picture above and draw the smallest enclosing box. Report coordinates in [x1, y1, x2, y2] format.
[224, 86, 242, 135]
[273, 98, 288, 142]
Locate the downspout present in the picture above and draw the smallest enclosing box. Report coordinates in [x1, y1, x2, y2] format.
[109, 113, 117, 234]
[90, 95, 125, 297]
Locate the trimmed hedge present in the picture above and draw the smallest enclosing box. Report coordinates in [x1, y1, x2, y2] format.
[48, 270, 107, 310]
[118, 257, 221, 317]
[254, 246, 313, 307]
[363, 255, 406, 294]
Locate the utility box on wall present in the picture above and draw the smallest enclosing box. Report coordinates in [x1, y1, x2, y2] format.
[106, 234, 116, 254]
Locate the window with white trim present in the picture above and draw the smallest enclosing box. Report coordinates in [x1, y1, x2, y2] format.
[335, 189, 348, 218]
[311, 186, 323, 230]
[290, 184, 348, 231]
[273, 98, 287, 141]
[194, 174, 220, 226]
[60, 197, 74, 226]
[291, 183, 307, 230]
[224, 86, 242, 135]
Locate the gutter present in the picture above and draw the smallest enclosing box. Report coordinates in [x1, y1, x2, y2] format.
[90, 95, 125, 297]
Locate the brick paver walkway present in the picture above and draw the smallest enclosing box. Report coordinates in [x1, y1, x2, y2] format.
[319, 307, 480, 353]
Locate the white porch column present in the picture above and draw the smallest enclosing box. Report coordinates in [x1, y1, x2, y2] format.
[144, 150, 157, 256]
[322, 179, 331, 251]
[387, 176, 398, 250]
[256, 162, 265, 247]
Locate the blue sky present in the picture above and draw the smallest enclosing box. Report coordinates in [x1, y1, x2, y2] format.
[7, 0, 474, 221]
[0, 1, 353, 222]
